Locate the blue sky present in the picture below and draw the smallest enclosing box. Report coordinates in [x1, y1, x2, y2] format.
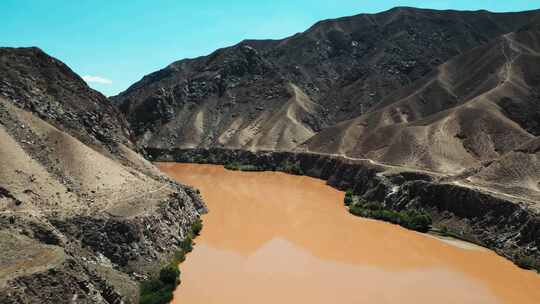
[1, 1, 538, 96]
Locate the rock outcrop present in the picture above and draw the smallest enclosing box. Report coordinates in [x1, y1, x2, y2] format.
[0, 48, 206, 303]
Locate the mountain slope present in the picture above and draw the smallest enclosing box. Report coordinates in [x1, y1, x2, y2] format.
[468, 137, 540, 202]
[0, 48, 205, 303]
[302, 30, 540, 202]
[0, 48, 131, 151]
[113, 7, 540, 151]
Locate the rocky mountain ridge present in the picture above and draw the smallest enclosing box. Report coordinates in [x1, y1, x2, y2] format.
[0, 47, 205, 303]
[303, 30, 540, 203]
[113, 7, 540, 151]
[114, 7, 540, 204]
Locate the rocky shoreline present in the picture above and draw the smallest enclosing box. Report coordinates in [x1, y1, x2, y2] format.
[147, 147, 540, 271]
[0, 184, 206, 304]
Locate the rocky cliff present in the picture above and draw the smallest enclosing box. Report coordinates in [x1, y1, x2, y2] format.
[0, 48, 206, 303]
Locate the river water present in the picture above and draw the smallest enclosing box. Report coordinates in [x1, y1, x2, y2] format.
[158, 163, 540, 304]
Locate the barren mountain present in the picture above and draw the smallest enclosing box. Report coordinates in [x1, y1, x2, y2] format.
[3, 6, 540, 303]
[0, 48, 205, 303]
[302, 29, 540, 202]
[113, 7, 540, 151]
[468, 137, 540, 202]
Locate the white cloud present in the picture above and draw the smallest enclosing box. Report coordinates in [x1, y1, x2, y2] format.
[82, 75, 112, 85]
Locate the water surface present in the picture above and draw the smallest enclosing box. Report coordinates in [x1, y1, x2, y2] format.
[158, 163, 540, 304]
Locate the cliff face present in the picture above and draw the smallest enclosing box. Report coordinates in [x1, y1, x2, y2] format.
[0, 48, 206, 303]
[112, 7, 540, 151]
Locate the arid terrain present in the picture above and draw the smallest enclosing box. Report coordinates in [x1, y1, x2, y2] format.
[0, 48, 205, 303]
[1, 6, 540, 304]
[117, 6, 540, 277]
[112, 8, 540, 204]
[113, 7, 539, 150]
[114, 6, 540, 205]
[303, 30, 540, 203]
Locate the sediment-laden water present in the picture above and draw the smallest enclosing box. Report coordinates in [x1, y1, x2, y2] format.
[158, 163, 540, 304]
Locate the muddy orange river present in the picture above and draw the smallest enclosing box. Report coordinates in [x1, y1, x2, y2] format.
[158, 163, 540, 304]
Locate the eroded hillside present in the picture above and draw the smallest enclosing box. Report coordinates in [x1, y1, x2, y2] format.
[113, 7, 540, 152]
[0, 48, 205, 303]
[302, 30, 540, 203]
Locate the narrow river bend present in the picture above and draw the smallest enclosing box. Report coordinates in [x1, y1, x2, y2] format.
[158, 163, 540, 304]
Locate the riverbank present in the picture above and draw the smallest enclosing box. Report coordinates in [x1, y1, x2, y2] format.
[158, 163, 540, 304]
[139, 219, 202, 304]
[148, 147, 540, 272]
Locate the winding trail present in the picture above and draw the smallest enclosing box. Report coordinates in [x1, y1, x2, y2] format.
[304, 150, 535, 204]
[105, 183, 170, 211]
[309, 150, 446, 176]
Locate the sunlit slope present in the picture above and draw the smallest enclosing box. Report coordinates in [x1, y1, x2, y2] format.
[303, 31, 540, 178]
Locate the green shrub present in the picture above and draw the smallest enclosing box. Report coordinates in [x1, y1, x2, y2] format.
[404, 211, 432, 232]
[348, 202, 432, 233]
[344, 190, 354, 206]
[140, 219, 204, 304]
[242, 165, 262, 171]
[349, 204, 366, 216]
[288, 163, 304, 175]
[139, 288, 174, 304]
[515, 255, 539, 271]
[275, 161, 304, 175]
[224, 162, 240, 171]
[140, 278, 165, 295]
[159, 265, 180, 286]
[173, 250, 186, 264]
[139, 267, 178, 304]
[180, 237, 193, 253]
[371, 210, 401, 223]
[224, 162, 264, 172]
[192, 155, 208, 164]
[224, 160, 304, 174]
[191, 219, 203, 236]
